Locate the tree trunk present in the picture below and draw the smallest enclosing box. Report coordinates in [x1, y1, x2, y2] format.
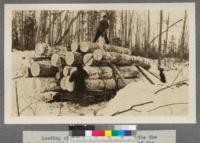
[65, 51, 83, 66]
[158, 10, 163, 66]
[93, 49, 133, 66]
[30, 61, 58, 77]
[179, 10, 187, 61]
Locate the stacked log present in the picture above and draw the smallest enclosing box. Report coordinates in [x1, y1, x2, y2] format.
[19, 42, 151, 104]
[65, 52, 83, 66]
[30, 61, 58, 77]
[35, 43, 67, 57]
[93, 49, 133, 66]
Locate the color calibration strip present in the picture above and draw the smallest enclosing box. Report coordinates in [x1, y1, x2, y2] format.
[68, 125, 136, 137]
[70, 130, 136, 137]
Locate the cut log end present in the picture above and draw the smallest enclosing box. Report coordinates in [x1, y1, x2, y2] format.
[51, 53, 62, 67]
[83, 53, 94, 66]
[65, 52, 75, 65]
[63, 66, 71, 76]
[60, 76, 74, 92]
[93, 49, 103, 61]
[30, 63, 40, 77]
[80, 42, 90, 53]
[71, 42, 79, 52]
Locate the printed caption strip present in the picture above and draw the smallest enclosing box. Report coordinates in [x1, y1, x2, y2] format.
[24, 125, 137, 143]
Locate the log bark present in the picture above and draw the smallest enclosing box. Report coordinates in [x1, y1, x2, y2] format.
[65, 51, 83, 65]
[117, 66, 139, 78]
[69, 66, 139, 79]
[85, 79, 116, 91]
[93, 49, 133, 66]
[51, 53, 65, 67]
[35, 78, 61, 92]
[30, 61, 58, 77]
[80, 42, 103, 53]
[103, 44, 131, 55]
[70, 66, 113, 79]
[60, 76, 136, 91]
[132, 56, 151, 70]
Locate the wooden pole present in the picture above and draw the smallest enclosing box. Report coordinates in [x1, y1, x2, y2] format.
[158, 10, 163, 66]
[15, 81, 20, 116]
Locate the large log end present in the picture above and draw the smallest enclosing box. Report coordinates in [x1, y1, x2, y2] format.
[30, 62, 40, 77]
[83, 53, 94, 66]
[51, 53, 63, 67]
[93, 49, 103, 61]
[65, 52, 75, 65]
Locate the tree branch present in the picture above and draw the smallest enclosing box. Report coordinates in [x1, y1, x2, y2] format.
[111, 101, 153, 116]
[154, 79, 188, 94]
[147, 102, 188, 112]
[148, 19, 183, 46]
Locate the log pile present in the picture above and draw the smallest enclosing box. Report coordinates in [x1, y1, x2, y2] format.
[20, 42, 151, 105]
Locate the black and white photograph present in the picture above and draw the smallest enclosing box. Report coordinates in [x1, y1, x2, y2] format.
[4, 3, 196, 124]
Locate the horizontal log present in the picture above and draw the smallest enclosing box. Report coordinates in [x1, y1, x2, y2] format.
[103, 44, 132, 55]
[133, 56, 151, 70]
[30, 62, 58, 77]
[79, 42, 131, 54]
[70, 66, 113, 79]
[80, 42, 103, 53]
[117, 66, 140, 78]
[69, 66, 139, 79]
[93, 49, 133, 66]
[60, 76, 136, 91]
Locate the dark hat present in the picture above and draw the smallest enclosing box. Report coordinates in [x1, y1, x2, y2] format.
[103, 15, 108, 18]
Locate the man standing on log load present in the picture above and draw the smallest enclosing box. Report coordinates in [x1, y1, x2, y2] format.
[69, 63, 89, 103]
[93, 15, 110, 44]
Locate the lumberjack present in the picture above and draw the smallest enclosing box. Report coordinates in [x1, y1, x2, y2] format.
[69, 63, 89, 100]
[93, 15, 110, 44]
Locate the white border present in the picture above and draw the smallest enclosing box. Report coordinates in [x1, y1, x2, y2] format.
[4, 3, 196, 124]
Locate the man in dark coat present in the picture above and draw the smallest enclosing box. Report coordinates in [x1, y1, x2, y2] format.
[93, 15, 109, 44]
[159, 68, 166, 83]
[69, 64, 89, 98]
